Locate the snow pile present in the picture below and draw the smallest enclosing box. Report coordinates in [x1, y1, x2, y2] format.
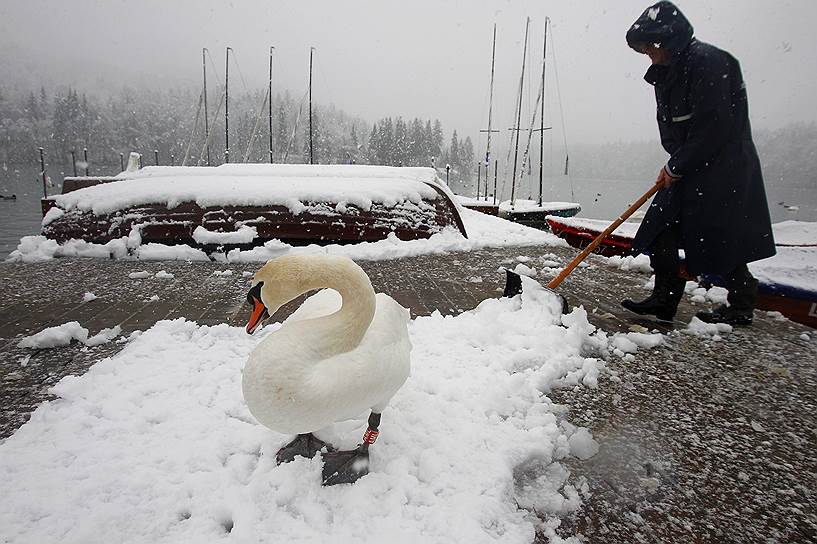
[135, 243, 210, 262]
[685, 282, 729, 305]
[567, 427, 600, 461]
[9, 236, 129, 262]
[128, 271, 151, 279]
[41, 207, 64, 226]
[9, 208, 563, 265]
[683, 317, 732, 338]
[81, 292, 97, 302]
[604, 254, 652, 273]
[0, 278, 656, 543]
[17, 322, 122, 349]
[154, 270, 175, 279]
[513, 263, 538, 277]
[193, 225, 258, 245]
[17, 322, 89, 349]
[85, 326, 122, 347]
[51, 165, 444, 216]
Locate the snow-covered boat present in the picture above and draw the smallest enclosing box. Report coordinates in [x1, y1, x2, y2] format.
[547, 216, 817, 328]
[40, 164, 467, 248]
[498, 199, 581, 230]
[454, 195, 499, 216]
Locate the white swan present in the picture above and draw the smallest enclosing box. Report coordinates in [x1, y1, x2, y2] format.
[243, 254, 411, 485]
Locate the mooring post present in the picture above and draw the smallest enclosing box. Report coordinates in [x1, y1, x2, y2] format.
[493, 159, 498, 206]
[154, 149, 159, 166]
[445, 164, 450, 186]
[119, 153, 125, 172]
[477, 162, 482, 198]
[70, 150, 77, 176]
[170, 153, 175, 166]
[38, 147, 47, 198]
[83, 147, 89, 176]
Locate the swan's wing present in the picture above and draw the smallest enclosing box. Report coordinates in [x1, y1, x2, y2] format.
[284, 289, 341, 324]
[306, 294, 411, 420]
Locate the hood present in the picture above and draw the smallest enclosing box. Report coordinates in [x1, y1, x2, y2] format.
[626, 1, 694, 55]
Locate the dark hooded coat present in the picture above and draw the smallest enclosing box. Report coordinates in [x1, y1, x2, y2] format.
[626, 1, 775, 275]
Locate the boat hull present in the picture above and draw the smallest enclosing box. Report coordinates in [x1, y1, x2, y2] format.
[499, 204, 581, 231]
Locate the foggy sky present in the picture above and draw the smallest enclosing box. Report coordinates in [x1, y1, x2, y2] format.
[2, 0, 816, 150]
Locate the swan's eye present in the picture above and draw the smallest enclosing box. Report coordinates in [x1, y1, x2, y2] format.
[246, 281, 264, 305]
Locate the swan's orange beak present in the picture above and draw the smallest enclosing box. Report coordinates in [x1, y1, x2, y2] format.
[246, 299, 269, 335]
[245, 281, 269, 335]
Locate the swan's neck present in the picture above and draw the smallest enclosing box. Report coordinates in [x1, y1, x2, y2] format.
[297, 260, 376, 354]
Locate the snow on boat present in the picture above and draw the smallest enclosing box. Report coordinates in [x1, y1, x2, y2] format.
[41, 164, 467, 248]
[546, 216, 640, 257]
[454, 195, 499, 216]
[547, 216, 817, 328]
[499, 199, 581, 230]
[547, 216, 817, 256]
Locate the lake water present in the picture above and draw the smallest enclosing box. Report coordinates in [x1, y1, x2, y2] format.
[0, 166, 814, 260]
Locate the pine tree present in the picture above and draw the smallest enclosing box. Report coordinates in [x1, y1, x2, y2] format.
[431, 120, 443, 164]
[368, 123, 379, 164]
[423, 120, 433, 165]
[449, 130, 460, 175]
[461, 136, 474, 179]
[394, 117, 407, 166]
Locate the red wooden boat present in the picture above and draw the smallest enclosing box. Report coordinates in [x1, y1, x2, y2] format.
[547, 216, 817, 329]
[41, 165, 467, 249]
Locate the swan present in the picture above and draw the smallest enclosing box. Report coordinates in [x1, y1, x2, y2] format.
[243, 254, 412, 485]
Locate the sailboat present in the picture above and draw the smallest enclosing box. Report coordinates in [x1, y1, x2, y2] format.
[457, 24, 501, 216]
[498, 17, 581, 229]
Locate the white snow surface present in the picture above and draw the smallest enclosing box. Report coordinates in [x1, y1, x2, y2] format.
[193, 225, 258, 245]
[750, 247, 817, 292]
[41, 206, 64, 226]
[499, 200, 580, 213]
[17, 322, 122, 349]
[549, 218, 817, 248]
[771, 220, 817, 246]
[0, 278, 648, 543]
[9, 208, 564, 264]
[17, 322, 89, 349]
[52, 164, 445, 216]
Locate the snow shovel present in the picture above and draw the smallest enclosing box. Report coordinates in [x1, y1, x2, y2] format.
[503, 182, 662, 313]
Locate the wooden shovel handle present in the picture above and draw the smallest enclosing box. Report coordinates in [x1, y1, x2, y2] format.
[546, 182, 661, 290]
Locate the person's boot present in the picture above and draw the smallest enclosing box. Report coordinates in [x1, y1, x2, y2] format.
[696, 276, 757, 326]
[622, 275, 685, 321]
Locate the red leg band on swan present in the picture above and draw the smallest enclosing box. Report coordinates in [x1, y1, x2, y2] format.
[363, 429, 379, 445]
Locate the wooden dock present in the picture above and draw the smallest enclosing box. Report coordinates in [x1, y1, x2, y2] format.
[1, 247, 815, 542]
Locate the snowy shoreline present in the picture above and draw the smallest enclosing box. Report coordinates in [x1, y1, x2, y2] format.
[0, 274, 670, 543]
[7, 207, 568, 264]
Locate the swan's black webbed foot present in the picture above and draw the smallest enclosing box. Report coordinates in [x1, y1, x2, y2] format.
[276, 433, 335, 465]
[321, 445, 370, 486]
[321, 412, 381, 486]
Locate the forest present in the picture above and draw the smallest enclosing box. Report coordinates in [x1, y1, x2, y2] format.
[0, 85, 475, 185]
[0, 84, 814, 191]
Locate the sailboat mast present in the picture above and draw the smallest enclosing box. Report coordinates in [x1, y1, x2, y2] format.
[309, 47, 314, 165]
[484, 23, 497, 201]
[269, 46, 274, 163]
[225, 46, 231, 163]
[510, 17, 530, 207]
[538, 18, 548, 207]
[202, 48, 211, 166]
